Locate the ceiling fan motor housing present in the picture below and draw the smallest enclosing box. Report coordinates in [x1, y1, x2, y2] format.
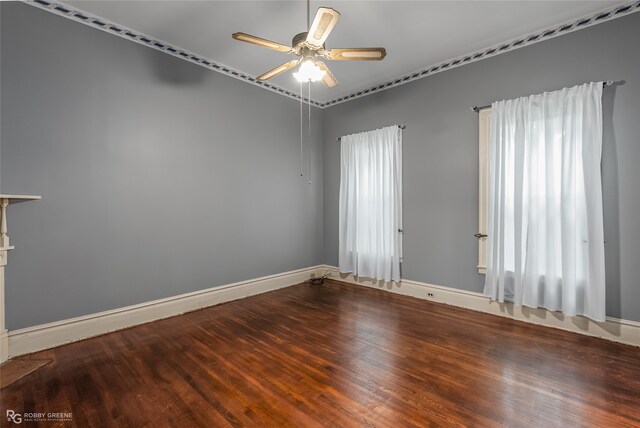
[292, 32, 324, 55]
[292, 32, 307, 47]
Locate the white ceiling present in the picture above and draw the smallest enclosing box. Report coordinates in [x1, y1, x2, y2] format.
[66, 1, 626, 103]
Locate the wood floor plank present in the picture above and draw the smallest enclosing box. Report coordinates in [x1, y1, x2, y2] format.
[1, 279, 639, 427]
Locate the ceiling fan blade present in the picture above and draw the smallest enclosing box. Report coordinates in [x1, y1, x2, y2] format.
[232, 32, 293, 53]
[323, 48, 387, 61]
[257, 59, 300, 81]
[316, 61, 338, 88]
[306, 7, 341, 48]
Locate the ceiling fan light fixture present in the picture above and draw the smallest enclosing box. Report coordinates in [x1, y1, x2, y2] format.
[293, 58, 326, 83]
[232, 5, 386, 87]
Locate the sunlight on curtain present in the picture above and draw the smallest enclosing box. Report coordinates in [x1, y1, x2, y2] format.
[484, 82, 605, 321]
[339, 125, 402, 282]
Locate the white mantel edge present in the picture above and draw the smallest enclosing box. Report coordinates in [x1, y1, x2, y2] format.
[0, 194, 41, 363]
[0, 194, 42, 202]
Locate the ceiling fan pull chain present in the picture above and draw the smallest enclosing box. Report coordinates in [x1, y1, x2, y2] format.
[308, 81, 312, 185]
[300, 81, 304, 177]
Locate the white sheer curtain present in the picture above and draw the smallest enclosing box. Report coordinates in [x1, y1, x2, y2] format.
[484, 82, 605, 321]
[339, 125, 402, 282]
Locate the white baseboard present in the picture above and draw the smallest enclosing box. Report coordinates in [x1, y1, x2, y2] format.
[322, 265, 640, 347]
[7, 264, 637, 360]
[7, 265, 324, 359]
[0, 329, 8, 362]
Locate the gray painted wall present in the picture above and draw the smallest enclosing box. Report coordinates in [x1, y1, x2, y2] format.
[323, 12, 640, 322]
[1, 3, 323, 330]
[2, 3, 639, 329]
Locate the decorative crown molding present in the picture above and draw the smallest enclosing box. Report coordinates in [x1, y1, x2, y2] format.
[322, 1, 640, 108]
[24, 0, 322, 108]
[25, 0, 640, 109]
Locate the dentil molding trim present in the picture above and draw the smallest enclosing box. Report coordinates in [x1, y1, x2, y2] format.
[25, 0, 640, 108]
[24, 0, 322, 107]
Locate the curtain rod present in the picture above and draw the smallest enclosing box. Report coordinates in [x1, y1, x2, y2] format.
[337, 125, 406, 142]
[471, 81, 616, 113]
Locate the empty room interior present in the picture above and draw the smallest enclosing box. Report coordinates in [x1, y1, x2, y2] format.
[1, 0, 640, 426]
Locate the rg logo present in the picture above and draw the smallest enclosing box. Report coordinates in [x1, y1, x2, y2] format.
[6, 410, 22, 424]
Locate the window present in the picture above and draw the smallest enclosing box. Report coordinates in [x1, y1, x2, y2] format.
[481, 82, 606, 321]
[477, 108, 491, 274]
[338, 125, 403, 282]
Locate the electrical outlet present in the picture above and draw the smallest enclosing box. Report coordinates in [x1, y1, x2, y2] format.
[427, 292, 434, 298]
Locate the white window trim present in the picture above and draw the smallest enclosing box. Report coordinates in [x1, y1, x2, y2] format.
[477, 108, 491, 274]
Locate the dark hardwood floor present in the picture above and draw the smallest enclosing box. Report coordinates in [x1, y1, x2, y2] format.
[2, 279, 639, 427]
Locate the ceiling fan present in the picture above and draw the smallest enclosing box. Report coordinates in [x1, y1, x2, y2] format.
[232, 3, 387, 88]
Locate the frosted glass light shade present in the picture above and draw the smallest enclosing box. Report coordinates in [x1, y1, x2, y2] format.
[293, 59, 326, 82]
